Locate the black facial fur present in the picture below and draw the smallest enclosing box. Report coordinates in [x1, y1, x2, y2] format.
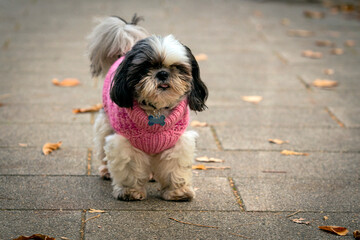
[184, 46, 208, 112]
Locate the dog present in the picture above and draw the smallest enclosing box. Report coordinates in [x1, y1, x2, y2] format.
[87, 15, 208, 201]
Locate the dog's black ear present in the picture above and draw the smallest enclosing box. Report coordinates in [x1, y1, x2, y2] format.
[110, 55, 135, 108]
[185, 46, 208, 112]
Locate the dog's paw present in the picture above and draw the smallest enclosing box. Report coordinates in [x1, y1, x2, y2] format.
[161, 186, 195, 201]
[113, 186, 147, 201]
[99, 165, 111, 180]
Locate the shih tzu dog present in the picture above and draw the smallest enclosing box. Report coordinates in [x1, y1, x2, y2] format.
[87, 15, 208, 201]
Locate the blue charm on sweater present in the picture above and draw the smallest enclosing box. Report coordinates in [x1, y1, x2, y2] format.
[148, 115, 166, 126]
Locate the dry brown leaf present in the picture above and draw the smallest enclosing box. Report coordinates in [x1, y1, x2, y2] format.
[195, 53, 208, 61]
[312, 79, 338, 88]
[268, 139, 288, 145]
[89, 208, 106, 213]
[331, 48, 344, 55]
[192, 164, 230, 170]
[302, 50, 323, 59]
[316, 40, 334, 47]
[281, 18, 291, 26]
[195, 156, 225, 163]
[292, 218, 311, 225]
[190, 120, 208, 127]
[304, 10, 325, 19]
[281, 150, 309, 156]
[345, 40, 355, 47]
[52, 78, 80, 87]
[13, 234, 56, 240]
[318, 226, 349, 236]
[73, 103, 103, 114]
[324, 69, 335, 75]
[242, 96, 263, 104]
[354, 230, 360, 240]
[323, 216, 328, 220]
[287, 29, 315, 37]
[0, 102, 3, 107]
[42, 141, 62, 155]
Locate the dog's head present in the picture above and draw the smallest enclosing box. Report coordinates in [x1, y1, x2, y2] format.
[110, 35, 208, 112]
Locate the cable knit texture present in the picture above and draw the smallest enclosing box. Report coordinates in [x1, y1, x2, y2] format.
[103, 57, 190, 154]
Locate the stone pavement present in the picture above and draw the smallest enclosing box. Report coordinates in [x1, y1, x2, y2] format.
[0, 0, 359, 239]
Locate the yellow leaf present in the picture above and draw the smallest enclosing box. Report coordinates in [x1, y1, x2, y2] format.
[192, 164, 207, 170]
[331, 48, 343, 55]
[242, 96, 263, 104]
[89, 208, 106, 213]
[195, 156, 224, 163]
[318, 226, 349, 236]
[281, 150, 309, 156]
[268, 139, 288, 145]
[312, 79, 338, 88]
[73, 104, 103, 114]
[52, 78, 80, 87]
[195, 53, 208, 61]
[190, 120, 208, 127]
[42, 141, 62, 155]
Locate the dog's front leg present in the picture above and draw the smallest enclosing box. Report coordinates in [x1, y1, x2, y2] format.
[104, 134, 151, 201]
[154, 131, 198, 201]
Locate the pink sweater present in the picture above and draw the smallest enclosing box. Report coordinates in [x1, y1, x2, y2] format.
[103, 57, 190, 154]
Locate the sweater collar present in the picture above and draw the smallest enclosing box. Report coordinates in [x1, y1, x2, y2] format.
[125, 99, 189, 132]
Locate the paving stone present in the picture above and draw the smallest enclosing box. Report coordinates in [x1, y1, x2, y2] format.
[0, 123, 93, 148]
[235, 176, 360, 212]
[0, 176, 238, 211]
[0, 210, 82, 240]
[0, 147, 88, 175]
[193, 150, 360, 179]
[215, 126, 360, 151]
[191, 106, 337, 127]
[84, 210, 360, 240]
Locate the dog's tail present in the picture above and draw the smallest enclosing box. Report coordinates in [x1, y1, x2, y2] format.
[87, 14, 149, 77]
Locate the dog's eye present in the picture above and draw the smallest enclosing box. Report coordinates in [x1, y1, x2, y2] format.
[171, 64, 190, 75]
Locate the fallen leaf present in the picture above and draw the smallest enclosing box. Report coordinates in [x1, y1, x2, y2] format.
[89, 208, 106, 213]
[302, 50, 323, 59]
[60, 237, 71, 240]
[312, 79, 338, 88]
[281, 18, 291, 26]
[42, 141, 62, 155]
[72, 103, 102, 114]
[303, 10, 325, 19]
[13, 234, 55, 240]
[242, 96, 263, 104]
[268, 139, 288, 144]
[18, 143, 28, 147]
[318, 226, 349, 236]
[345, 40, 355, 47]
[331, 48, 343, 55]
[85, 214, 101, 223]
[292, 218, 311, 225]
[192, 164, 230, 170]
[354, 230, 360, 240]
[323, 216, 328, 220]
[0, 102, 3, 107]
[195, 156, 224, 163]
[316, 40, 334, 47]
[287, 29, 315, 37]
[281, 150, 309, 156]
[195, 53, 208, 61]
[324, 69, 335, 75]
[52, 78, 80, 87]
[190, 120, 208, 127]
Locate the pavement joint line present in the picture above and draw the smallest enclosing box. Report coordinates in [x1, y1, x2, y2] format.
[209, 125, 224, 151]
[80, 209, 86, 240]
[297, 75, 313, 92]
[325, 107, 345, 128]
[228, 177, 246, 211]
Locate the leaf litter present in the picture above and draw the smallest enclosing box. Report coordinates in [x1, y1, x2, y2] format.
[192, 164, 230, 170]
[281, 150, 309, 156]
[318, 226, 348, 236]
[52, 78, 80, 87]
[268, 139, 288, 145]
[42, 141, 62, 155]
[73, 103, 102, 114]
[242, 96, 263, 104]
[190, 120, 208, 127]
[312, 79, 338, 88]
[195, 156, 224, 163]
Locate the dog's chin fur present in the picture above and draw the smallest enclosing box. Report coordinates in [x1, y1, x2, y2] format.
[88, 16, 208, 201]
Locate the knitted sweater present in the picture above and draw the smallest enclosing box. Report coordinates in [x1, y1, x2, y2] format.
[103, 57, 190, 154]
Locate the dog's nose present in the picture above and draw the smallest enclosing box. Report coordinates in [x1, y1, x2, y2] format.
[156, 71, 169, 81]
